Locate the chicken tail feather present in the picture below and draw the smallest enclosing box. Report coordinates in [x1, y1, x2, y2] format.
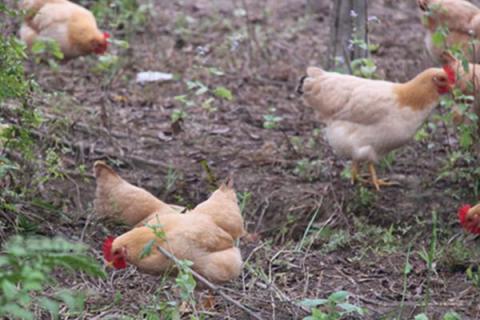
[221, 174, 235, 190]
[94, 161, 119, 179]
[296, 75, 308, 95]
[417, 0, 430, 11]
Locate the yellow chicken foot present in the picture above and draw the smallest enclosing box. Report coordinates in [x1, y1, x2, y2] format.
[368, 163, 397, 191]
[351, 161, 367, 184]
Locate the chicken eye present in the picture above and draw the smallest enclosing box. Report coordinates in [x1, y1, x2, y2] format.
[433, 76, 447, 86]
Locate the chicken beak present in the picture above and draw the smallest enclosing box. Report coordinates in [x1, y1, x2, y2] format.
[105, 260, 114, 268]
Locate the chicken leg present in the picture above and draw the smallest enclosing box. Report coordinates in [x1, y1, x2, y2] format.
[368, 163, 396, 191]
[351, 161, 367, 184]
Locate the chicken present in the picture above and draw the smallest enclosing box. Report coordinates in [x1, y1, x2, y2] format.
[298, 66, 455, 190]
[441, 51, 480, 124]
[458, 204, 480, 234]
[19, 0, 109, 60]
[188, 177, 245, 240]
[417, 0, 480, 63]
[441, 51, 480, 93]
[102, 211, 243, 283]
[94, 161, 178, 226]
[97, 164, 243, 283]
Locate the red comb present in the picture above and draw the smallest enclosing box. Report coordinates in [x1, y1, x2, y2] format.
[102, 236, 115, 262]
[458, 204, 480, 234]
[103, 32, 111, 40]
[443, 64, 456, 86]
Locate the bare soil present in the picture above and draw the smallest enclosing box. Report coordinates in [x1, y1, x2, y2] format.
[8, 0, 480, 319]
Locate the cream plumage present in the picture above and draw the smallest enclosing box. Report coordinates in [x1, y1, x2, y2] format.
[299, 66, 454, 190]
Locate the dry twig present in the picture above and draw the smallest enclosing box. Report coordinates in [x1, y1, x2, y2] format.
[156, 245, 265, 320]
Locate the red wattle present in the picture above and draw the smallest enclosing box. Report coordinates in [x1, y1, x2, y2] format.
[102, 236, 115, 262]
[442, 64, 456, 85]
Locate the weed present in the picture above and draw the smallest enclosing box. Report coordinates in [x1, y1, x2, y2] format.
[139, 223, 200, 318]
[300, 291, 365, 320]
[87, 0, 153, 36]
[238, 191, 252, 214]
[466, 266, 480, 289]
[263, 108, 283, 129]
[30, 39, 64, 70]
[0, 235, 105, 319]
[293, 158, 325, 181]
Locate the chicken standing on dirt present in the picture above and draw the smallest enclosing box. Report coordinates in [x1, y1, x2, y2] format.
[417, 0, 480, 62]
[298, 66, 455, 190]
[188, 177, 245, 240]
[94, 161, 178, 226]
[19, 0, 109, 59]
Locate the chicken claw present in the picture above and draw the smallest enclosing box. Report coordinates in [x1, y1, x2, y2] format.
[351, 161, 367, 184]
[368, 163, 398, 191]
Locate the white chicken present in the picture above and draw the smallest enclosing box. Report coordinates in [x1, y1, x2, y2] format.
[299, 66, 455, 190]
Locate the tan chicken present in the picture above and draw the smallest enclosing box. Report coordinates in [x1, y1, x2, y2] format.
[103, 215, 243, 283]
[188, 177, 245, 240]
[96, 165, 243, 283]
[441, 51, 480, 124]
[441, 51, 480, 93]
[19, 0, 109, 60]
[298, 66, 455, 190]
[94, 161, 178, 226]
[417, 0, 480, 62]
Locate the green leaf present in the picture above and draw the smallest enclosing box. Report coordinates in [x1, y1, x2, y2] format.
[31, 41, 46, 54]
[0, 303, 34, 320]
[213, 86, 233, 101]
[415, 313, 429, 320]
[57, 290, 84, 312]
[0, 256, 9, 267]
[140, 239, 155, 259]
[23, 280, 43, 291]
[443, 311, 462, 320]
[337, 303, 364, 315]
[299, 298, 328, 308]
[432, 31, 445, 48]
[2, 279, 18, 300]
[38, 297, 60, 319]
[328, 291, 349, 303]
[111, 39, 130, 49]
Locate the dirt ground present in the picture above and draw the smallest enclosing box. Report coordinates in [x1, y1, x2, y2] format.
[8, 0, 480, 318]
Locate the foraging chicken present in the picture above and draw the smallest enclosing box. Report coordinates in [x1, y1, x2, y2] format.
[97, 164, 243, 283]
[94, 161, 178, 226]
[458, 204, 480, 234]
[441, 51, 479, 94]
[19, 0, 109, 60]
[102, 211, 243, 283]
[188, 177, 245, 240]
[417, 0, 480, 62]
[441, 51, 480, 124]
[298, 66, 455, 190]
